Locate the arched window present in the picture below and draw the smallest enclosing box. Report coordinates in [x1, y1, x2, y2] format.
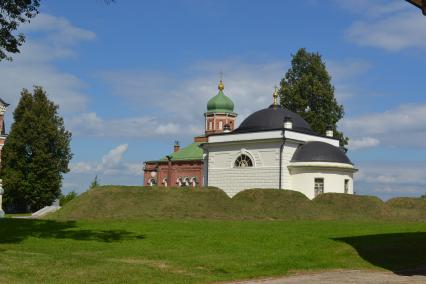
[190, 176, 198, 187]
[148, 178, 157, 186]
[162, 178, 168, 187]
[234, 154, 253, 168]
[182, 177, 190, 186]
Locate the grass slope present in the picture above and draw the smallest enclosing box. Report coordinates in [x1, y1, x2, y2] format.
[50, 186, 426, 221]
[0, 219, 425, 283]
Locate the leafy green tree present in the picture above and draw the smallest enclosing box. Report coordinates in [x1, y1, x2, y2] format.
[0, 0, 40, 61]
[0, 0, 117, 62]
[90, 175, 100, 189]
[279, 48, 348, 147]
[1, 87, 72, 212]
[59, 191, 77, 206]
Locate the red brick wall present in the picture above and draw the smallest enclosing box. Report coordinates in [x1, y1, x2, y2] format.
[143, 160, 204, 187]
[205, 115, 236, 135]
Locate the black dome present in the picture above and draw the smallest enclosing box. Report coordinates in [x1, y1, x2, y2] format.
[234, 105, 316, 134]
[291, 141, 352, 164]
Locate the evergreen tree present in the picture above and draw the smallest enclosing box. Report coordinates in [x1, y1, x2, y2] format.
[279, 48, 348, 147]
[1, 87, 72, 212]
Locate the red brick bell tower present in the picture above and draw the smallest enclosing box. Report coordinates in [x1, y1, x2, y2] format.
[204, 80, 237, 135]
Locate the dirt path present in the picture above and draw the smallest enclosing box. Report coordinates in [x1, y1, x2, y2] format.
[225, 270, 426, 284]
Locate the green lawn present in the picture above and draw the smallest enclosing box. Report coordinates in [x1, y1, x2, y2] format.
[0, 219, 425, 283]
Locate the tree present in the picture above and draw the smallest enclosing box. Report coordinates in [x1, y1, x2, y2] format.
[59, 191, 77, 206]
[0, 0, 40, 61]
[1, 87, 72, 212]
[279, 48, 348, 147]
[0, 0, 116, 62]
[89, 175, 100, 189]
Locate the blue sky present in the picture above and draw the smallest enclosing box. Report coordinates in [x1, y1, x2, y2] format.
[1, 0, 426, 199]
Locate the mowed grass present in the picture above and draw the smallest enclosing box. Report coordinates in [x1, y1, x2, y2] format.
[0, 218, 426, 283]
[50, 186, 426, 221]
[2, 187, 425, 283]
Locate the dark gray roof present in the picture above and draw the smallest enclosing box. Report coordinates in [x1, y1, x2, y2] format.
[0, 98, 9, 107]
[233, 104, 316, 135]
[291, 141, 352, 164]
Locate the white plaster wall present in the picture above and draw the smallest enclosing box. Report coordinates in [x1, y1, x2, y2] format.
[205, 137, 354, 199]
[281, 141, 299, 190]
[207, 140, 283, 197]
[289, 168, 354, 199]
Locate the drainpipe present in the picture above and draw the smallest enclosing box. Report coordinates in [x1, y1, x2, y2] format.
[279, 130, 286, 190]
[166, 155, 172, 188]
[205, 151, 209, 187]
[202, 146, 209, 187]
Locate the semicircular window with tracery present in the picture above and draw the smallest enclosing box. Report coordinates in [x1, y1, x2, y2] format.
[234, 154, 253, 168]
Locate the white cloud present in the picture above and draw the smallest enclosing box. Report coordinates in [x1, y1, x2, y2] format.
[70, 144, 142, 177]
[354, 161, 426, 199]
[349, 137, 380, 150]
[22, 14, 95, 42]
[342, 103, 426, 133]
[62, 57, 370, 139]
[61, 59, 287, 138]
[97, 144, 128, 172]
[336, 0, 408, 17]
[327, 59, 371, 100]
[342, 0, 426, 52]
[0, 13, 95, 114]
[340, 103, 426, 148]
[70, 162, 93, 173]
[66, 112, 192, 138]
[101, 60, 285, 126]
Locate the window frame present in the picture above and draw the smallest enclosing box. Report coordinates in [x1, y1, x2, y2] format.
[344, 179, 349, 194]
[314, 178, 324, 197]
[234, 154, 254, 168]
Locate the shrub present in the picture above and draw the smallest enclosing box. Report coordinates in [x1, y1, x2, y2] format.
[60, 191, 78, 206]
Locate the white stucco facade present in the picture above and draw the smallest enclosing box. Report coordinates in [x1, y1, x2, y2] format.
[288, 162, 355, 199]
[203, 129, 357, 199]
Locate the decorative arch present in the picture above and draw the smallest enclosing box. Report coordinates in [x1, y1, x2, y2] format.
[234, 154, 254, 168]
[232, 149, 255, 168]
[148, 178, 157, 186]
[182, 177, 190, 186]
[190, 176, 198, 187]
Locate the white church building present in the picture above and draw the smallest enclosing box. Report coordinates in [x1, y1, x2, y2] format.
[201, 85, 357, 199]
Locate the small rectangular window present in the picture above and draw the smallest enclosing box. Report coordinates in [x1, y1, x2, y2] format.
[344, 179, 349, 194]
[314, 178, 324, 197]
[209, 121, 213, 130]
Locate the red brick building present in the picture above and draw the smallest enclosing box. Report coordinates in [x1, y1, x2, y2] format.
[143, 80, 237, 187]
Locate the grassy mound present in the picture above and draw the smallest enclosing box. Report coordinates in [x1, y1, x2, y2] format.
[232, 189, 321, 220]
[50, 186, 426, 221]
[387, 197, 426, 210]
[386, 197, 426, 220]
[313, 193, 392, 220]
[53, 186, 233, 220]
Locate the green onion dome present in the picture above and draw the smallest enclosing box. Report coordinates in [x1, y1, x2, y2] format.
[206, 80, 235, 113]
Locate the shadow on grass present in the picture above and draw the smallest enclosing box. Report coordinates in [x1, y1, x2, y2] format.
[0, 219, 145, 243]
[334, 232, 426, 276]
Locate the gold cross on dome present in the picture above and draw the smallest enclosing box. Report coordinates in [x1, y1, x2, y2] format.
[273, 86, 279, 105]
[218, 70, 225, 91]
